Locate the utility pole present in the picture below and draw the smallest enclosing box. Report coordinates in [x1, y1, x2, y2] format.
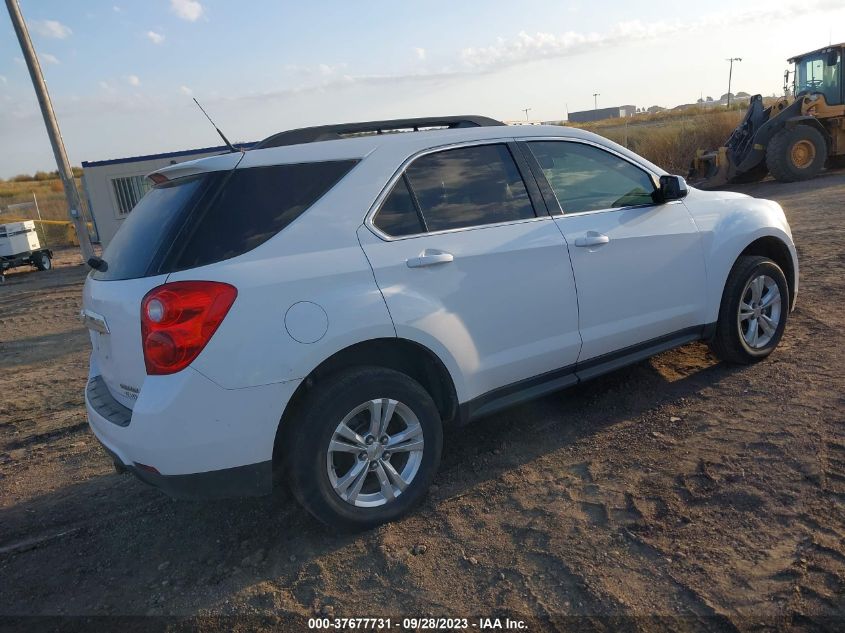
[593, 93, 600, 110]
[6, 0, 95, 263]
[521, 107, 531, 122]
[726, 57, 742, 108]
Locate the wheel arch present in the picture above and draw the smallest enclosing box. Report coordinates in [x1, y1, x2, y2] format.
[739, 236, 797, 309]
[784, 115, 833, 150]
[272, 337, 459, 471]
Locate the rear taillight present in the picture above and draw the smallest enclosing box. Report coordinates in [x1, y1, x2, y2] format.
[141, 281, 237, 375]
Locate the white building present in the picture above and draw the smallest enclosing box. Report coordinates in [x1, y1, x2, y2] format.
[82, 143, 252, 246]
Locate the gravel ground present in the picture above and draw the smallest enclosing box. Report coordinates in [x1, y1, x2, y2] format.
[1, 171, 843, 632]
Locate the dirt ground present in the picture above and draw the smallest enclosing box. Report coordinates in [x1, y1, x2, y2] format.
[1, 172, 844, 632]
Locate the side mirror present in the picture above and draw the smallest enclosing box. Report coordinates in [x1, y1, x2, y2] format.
[658, 175, 689, 202]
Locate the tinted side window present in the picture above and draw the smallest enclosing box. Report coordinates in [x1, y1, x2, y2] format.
[528, 141, 656, 214]
[404, 144, 535, 232]
[169, 160, 357, 270]
[373, 177, 425, 237]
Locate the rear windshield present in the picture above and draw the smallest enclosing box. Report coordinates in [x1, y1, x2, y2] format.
[92, 159, 358, 281]
[92, 175, 210, 281]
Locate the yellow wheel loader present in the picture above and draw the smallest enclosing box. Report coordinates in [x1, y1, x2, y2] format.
[689, 43, 845, 189]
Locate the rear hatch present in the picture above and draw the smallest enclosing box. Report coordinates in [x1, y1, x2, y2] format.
[82, 151, 360, 408]
[83, 275, 168, 408]
[82, 161, 234, 409]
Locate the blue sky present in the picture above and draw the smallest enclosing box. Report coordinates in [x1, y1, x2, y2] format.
[1, 0, 843, 177]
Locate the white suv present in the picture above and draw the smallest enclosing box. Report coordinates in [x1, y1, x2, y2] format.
[82, 116, 798, 528]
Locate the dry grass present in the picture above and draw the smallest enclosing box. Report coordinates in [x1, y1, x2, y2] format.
[571, 109, 744, 175]
[0, 176, 88, 222]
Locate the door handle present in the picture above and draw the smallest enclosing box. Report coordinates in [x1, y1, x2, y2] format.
[574, 232, 610, 248]
[406, 249, 454, 268]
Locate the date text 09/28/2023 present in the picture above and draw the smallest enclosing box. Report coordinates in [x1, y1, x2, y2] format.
[307, 616, 529, 630]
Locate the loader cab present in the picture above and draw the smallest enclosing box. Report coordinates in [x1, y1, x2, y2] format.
[791, 46, 843, 105]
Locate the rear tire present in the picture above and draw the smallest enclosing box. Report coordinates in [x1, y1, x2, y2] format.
[286, 366, 443, 530]
[766, 125, 826, 182]
[708, 256, 789, 365]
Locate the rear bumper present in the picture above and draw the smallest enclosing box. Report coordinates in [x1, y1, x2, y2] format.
[85, 355, 301, 499]
[94, 437, 272, 498]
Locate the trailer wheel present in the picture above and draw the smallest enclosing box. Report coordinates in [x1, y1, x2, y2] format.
[35, 251, 52, 271]
[766, 125, 826, 182]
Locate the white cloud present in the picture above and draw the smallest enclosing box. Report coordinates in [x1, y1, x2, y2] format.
[146, 30, 165, 45]
[113, 5, 121, 12]
[0, 75, 6, 85]
[459, 1, 842, 72]
[286, 62, 348, 77]
[40, 53, 60, 65]
[179, 85, 193, 96]
[127, 74, 141, 87]
[414, 47, 426, 61]
[170, 0, 204, 22]
[31, 19, 72, 39]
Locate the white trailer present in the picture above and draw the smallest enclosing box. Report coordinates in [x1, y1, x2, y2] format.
[0, 220, 52, 281]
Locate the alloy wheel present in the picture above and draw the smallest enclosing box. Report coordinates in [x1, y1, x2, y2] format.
[737, 274, 782, 349]
[326, 398, 424, 508]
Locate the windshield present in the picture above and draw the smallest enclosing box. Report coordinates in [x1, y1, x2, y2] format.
[794, 50, 842, 105]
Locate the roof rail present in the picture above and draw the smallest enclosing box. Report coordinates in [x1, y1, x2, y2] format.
[254, 115, 505, 149]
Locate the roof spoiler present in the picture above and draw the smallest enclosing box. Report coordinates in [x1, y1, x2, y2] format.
[146, 151, 246, 184]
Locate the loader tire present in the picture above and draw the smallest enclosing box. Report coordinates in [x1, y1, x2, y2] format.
[766, 126, 826, 182]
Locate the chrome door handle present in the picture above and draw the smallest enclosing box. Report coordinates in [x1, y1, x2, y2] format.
[406, 249, 454, 268]
[574, 232, 610, 248]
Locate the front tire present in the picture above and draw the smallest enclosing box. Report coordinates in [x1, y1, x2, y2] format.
[766, 125, 826, 182]
[286, 366, 443, 530]
[708, 256, 789, 364]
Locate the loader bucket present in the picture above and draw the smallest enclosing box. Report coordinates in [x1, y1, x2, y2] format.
[688, 147, 734, 190]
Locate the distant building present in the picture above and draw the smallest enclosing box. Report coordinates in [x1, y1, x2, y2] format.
[568, 105, 637, 124]
[82, 143, 254, 247]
